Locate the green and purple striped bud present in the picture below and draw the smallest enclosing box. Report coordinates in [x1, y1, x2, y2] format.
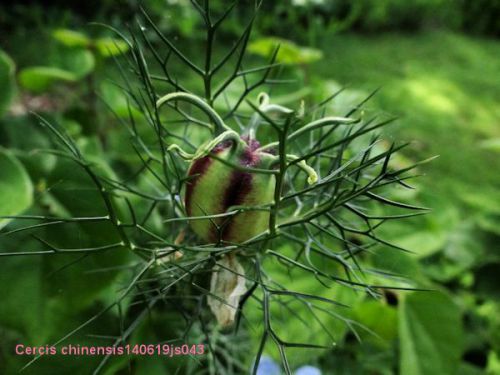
[185, 136, 276, 244]
[157, 92, 318, 245]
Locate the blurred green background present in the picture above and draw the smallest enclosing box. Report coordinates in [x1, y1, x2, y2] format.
[1, 0, 500, 374]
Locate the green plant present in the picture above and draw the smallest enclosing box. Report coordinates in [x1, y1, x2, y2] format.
[0, 2, 430, 374]
[0, 49, 16, 116]
[18, 28, 127, 93]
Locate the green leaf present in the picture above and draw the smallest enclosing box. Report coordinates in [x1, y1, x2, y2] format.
[0, 49, 16, 116]
[18, 67, 77, 93]
[352, 300, 398, 347]
[18, 45, 95, 93]
[94, 37, 129, 57]
[1, 115, 58, 179]
[55, 48, 95, 79]
[249, 37, 323, 64]
[52, 29, 91, 48]
[0, 148, 33, 229]
[399, 291, 463, 375]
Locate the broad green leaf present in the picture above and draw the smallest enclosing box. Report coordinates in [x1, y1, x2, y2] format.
[249, 37, 323, 64]
[18, 67, 77, 93]
[352, 300, 398, 347]
[0, 49, 16, 116]
[54, 48, 95, 79]
[52, 29, 91, 48]
[1, 115, 57, 179]
[18, 47, 95, 93]
[399, 291, 463, 375]
[0, 148, 33, 229]
[95, 37, 129, 57]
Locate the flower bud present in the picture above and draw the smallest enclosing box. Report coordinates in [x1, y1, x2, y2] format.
[185, 137, 275, 243]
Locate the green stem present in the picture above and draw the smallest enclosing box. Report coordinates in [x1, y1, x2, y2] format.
[156, 92, 231, 135]
[285, 155, 318, 184]
[268, 117, 292, 236]
[243, 93, 294, 139]
[257, 116, 357, 152]
[168, 130, 242, 161]
[204, 27, 214, 105]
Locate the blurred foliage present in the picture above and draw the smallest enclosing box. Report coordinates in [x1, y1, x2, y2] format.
[0, 50, 16, 116]
[399, 292, 463, 375]
[249, 37, 323, 64]
[0, 1, 500, 374]
[18, 28, 128, 93]
[0, 149, 33, 230]
[254, 0, 500, 39]
[311, 30, 500, 375]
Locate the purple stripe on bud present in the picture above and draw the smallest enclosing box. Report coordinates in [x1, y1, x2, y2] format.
[185, 143, 230, 216]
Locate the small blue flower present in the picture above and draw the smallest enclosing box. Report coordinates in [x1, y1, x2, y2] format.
[255, 356, 280, 375]
[295, 365, 322, 375]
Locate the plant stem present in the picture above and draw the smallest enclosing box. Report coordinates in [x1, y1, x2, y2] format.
[269, 117, 292, 236]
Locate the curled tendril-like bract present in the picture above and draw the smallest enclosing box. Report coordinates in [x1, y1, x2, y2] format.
[158, 92, 318, 184]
